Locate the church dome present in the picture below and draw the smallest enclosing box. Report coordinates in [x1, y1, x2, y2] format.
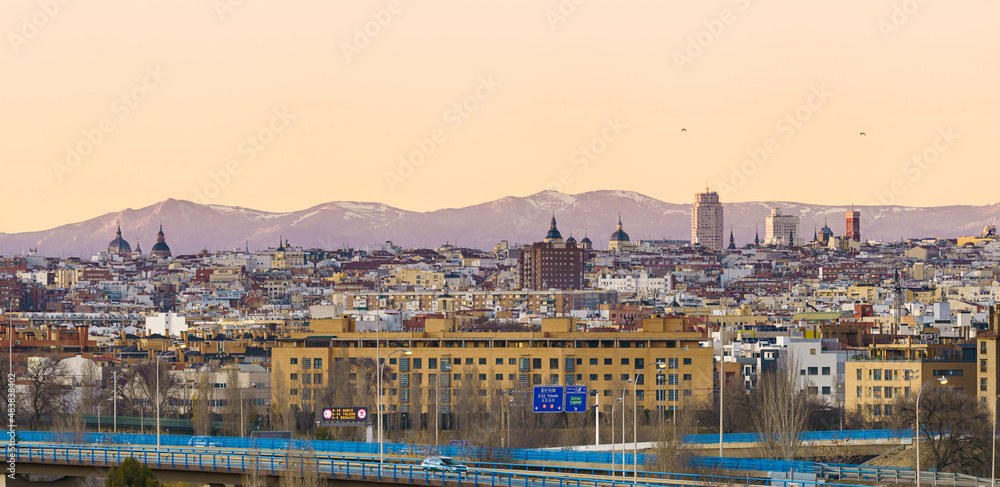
[150, 224, 172, 258]
[107, 224, 132, 255]
[608, 216, 631, 251]
[566, 235, 577, 244]
[544, 215, 563, 243]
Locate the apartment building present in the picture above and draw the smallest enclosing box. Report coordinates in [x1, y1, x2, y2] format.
[844, 343, 976, 420]
[271, 316, 714, 416]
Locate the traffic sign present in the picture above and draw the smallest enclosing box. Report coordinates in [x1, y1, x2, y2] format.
[565, 385, 588, 412]
[318, 407, 369, 425]
[532, 386, 564, 413]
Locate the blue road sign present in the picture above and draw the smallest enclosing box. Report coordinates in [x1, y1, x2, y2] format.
[565, 385, 588, 412]
[533, 386, 564, 412]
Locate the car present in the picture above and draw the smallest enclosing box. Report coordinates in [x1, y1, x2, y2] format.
[420, 456, 468, 476]
[187, 436, 221, 447]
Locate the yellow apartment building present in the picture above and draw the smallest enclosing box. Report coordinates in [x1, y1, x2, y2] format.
[844, 342, 977, 421]
[271, 316, 714, 417]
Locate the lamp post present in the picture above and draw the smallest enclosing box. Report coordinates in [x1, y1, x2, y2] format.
[916, 376, 947, 487]
[671, 348, 688, 439]
[141, 396, 147, 434]
[992, 393, 1000, 487]
[719, 324, 726, 459]
[156, 350, 177, 453]
[97, 398, 112, 433]
[635, 361, 667, 481]
[620, 379, 631, 477]
[240, 382, 257, 438]
[593, 389, 600, 446]
[611, 397, 622, 476]
[378, 349, 411, 464]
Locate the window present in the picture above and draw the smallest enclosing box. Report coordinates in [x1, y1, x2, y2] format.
[807, 367, 818, 376]
[821, 386, 830, 395]
[821, 367, 830, 376]
[429, 358, 438, 369]
[883, 404, 893, 416]
[604, 374, 612, 381]
[668, 390, 678, 401]
[389, 358, 397, 365]
[496, 374, 503, 380]
[290, 373, 298, 381]
[533, 358, 542, 369]
[314, 358, 322, 368]
[683, 389, 691, 397]
[302, 373, 311, 384]
[550, 374, 559, 384]
[656, 390, 665, 401]
[621, 374, 629, 381]
[885, 387, 893, 399]
[604, 358, 612, 365]
[621, 358, 630, 365]
[400, 357, 409, 372]
[800, 369, 806, 376]
[873, 386, 882, 398]
[636, 390, 644, 401]
[635, 358, 645, 370]
[401, 373, 409, 387]
[983, 359, 988, 373]
[668, 374, 678, 386]
[479, 374, 486, 381]
[808, 386, 818, 395]
[636, 374, 645, 385]
[290, 358, 298, 365]
[683, 373, 692, 381]
[933, 369, 963, 377]
[873, 369, 882, 381]
[884, 369, 891, 380]
[683, 358, 692, 365]
[565, 374, 575, 385]
[290, 389, 298, 396]
[810, 349, 816, 355]
[413, 358, 422, 369]
[550, 358, 559, 369]
[983, 378, 989, 392]
[519, 358, 530, 372]
[496, 358, 503, 365]
[441, 357, 451, 371]
[668, 358, 678, 369]
[565, 357, 575, 372]
[983, 341, 988, 354]
[315, 374, 322, 384]
[453, 358, 461, 365]
[532, 374, 541, 385]
[590, 358, 598, 365]
[590, 374, 598, 381]
[479, 358, 486, 365]
[401, 389, 409, 403]
[509, 358, 516, 365]
[302, 359, 311, 369]
[856, 386, 862, 398]
[857, 369, 862, 380]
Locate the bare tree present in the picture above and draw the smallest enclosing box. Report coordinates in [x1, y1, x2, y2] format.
[242, 453, 268, 487]
[279, 447, 320, 487]
[222, 366, 242, 436]
[749, 356, 813, 461]
[891, 390, 991, 476]
[191, 367, 214, 436]
[271, 363, 295, 433]
[21, 356, 72, 430]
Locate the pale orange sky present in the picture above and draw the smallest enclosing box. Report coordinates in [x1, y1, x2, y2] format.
[2, 0, 998, 233]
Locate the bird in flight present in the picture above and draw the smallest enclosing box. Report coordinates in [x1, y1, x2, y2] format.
[681, 128, 687, 132]
[860, 132, 866, 136]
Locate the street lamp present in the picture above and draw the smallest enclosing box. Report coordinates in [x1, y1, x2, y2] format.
[916, 376, 947, 487]
[378, 349, 411, 464]
[635, 361, 667, 481]
[97, 398, 112, 433]
[593, 389, 600, 446]
[620, 379, 631, 477]
[240, 382, 257, 438]
[500, 392, 513, 448]
[610, 397, 622, 476]
[671, 348, 689, 439]
[156, 349, 178, 452]
[992, 393, 1000, 487]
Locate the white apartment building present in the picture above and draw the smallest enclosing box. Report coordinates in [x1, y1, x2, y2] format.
[691, 189, 724, 249]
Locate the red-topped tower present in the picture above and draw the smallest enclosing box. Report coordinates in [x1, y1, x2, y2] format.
[846, 205, 861, 242]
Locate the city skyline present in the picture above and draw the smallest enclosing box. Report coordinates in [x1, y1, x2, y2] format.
[2, 1, 998, 233]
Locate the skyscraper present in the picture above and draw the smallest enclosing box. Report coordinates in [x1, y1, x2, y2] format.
[691, 188, 724, 248]
[765, 207, 800, 246]
[846, 206, 861, 242]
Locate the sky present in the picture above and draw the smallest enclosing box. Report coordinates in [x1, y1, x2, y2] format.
[2, 0, 998, 233]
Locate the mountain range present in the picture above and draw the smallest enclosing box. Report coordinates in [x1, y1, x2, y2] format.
[2, 190, 998, 257]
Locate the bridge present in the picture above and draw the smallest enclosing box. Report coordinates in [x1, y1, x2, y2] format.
[7, 431, 993, 487]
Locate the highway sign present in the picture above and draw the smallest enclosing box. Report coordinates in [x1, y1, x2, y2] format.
[318, 407, 369, 425]
[565, 385, 588, 412]
[532, 386, 564, 413]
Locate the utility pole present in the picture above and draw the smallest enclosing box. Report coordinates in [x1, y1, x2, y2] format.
[113, 371, 118, 434]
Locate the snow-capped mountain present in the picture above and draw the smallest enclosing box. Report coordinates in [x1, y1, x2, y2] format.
[1, 191, 996, 257]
